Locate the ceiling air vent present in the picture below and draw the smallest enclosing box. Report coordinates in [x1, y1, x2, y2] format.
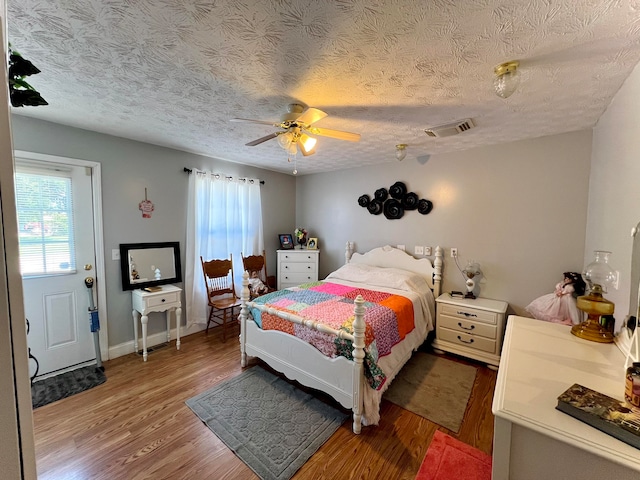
[424, 118, 475, 138]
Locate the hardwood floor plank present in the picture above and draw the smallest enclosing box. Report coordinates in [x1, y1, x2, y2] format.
[33, 329, 497, 479]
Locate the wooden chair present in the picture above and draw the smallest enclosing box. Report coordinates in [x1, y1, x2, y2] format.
[200, 255, 242, 341]
[241, 250, 276, 300]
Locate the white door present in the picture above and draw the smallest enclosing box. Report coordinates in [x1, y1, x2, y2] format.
[16, 157, 99, 377]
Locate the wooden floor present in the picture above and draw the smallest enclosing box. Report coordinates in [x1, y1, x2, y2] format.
[33, 328, 497, 480]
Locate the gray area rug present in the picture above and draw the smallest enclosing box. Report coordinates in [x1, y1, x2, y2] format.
[383, 352, 477, 432]
[186, 366, 348, 480]
[31, 365, 106, 409]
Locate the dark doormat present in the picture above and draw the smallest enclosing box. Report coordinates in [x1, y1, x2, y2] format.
[31, 365, 106, 409]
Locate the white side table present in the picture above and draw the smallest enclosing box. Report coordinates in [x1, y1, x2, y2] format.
[132, 285, 182, 361]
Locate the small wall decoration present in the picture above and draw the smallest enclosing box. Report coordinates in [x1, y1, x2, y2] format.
[357, 181, 433, 219]
[139, 188, 154, 219]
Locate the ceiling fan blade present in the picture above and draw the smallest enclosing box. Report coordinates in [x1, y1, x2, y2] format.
[230, 118, 278, 126]
[246, 133, 278, 146]
[307, 127, 361, 142]
[296, 108, 327, 126]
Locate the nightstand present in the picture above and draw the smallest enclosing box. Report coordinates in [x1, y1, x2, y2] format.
[433, 293, 508, 369]
[276, 249, 319, 289]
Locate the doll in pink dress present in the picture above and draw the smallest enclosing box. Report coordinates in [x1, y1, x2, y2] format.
[525, 272, 586, 325]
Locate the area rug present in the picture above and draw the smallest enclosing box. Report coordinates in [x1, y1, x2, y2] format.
[186, 366, 348, 480]
[383, 352, 477, 432]
[31, 365, 106, 409]
[415, 430, 492, 480]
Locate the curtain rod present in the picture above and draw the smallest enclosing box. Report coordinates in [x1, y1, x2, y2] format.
[183, 167, 265, 185]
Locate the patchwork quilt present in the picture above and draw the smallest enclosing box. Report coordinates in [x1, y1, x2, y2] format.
[249, 281, 416, 390]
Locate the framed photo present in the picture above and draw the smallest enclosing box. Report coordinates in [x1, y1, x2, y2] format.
[279, 233, 294, 249]
[306, 237, 318, 250]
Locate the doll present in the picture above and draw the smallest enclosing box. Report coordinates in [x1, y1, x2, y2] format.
[525, 272, 586, 326]
[248, 270, 269, 297]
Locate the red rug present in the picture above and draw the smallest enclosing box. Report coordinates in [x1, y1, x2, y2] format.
[415, 430, 492, 480]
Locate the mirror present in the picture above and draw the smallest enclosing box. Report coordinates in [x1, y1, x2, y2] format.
[119, 242, 182, 291]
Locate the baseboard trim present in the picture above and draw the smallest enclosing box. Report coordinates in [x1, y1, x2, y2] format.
[108, 322, 208, 360]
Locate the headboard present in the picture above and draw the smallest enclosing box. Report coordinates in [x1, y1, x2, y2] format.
[345, 243, 443, 298]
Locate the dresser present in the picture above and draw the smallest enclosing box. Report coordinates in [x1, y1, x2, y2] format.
[277, 249, 319, 289]
[132, 284, 182, 361]
[492, 316, 640, 479]
[433, 293, 508, 368]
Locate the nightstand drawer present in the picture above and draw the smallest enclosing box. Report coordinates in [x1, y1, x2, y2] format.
[281, 262, 317, 273]
[146, 291, 179, 307]
[438, 314, 497, 339]
[438, 327, 497, 354]
[440, 303, 498, 325]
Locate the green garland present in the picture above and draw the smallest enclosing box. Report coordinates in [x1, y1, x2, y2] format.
[8, 44, 48, 107]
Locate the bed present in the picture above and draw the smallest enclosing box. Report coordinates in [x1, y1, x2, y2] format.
[239, 243, 444, 433]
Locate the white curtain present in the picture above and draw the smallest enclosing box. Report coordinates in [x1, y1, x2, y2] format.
[185, 170, 264, 327]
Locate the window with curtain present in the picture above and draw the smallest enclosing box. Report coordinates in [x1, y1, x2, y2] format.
[185, 170, 264, 327]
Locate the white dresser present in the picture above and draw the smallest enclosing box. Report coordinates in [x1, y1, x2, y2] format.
[492, 316, 640, 479]
[132, 284, 182, 361]
[433, 293, 508, 368]
[276, 249, 319, 289]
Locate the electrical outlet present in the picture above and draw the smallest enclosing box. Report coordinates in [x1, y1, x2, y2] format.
[424, 246, 432, 256]
[112, 249, 120, 261]
[415, 246, 424, 255]
[397, 244, 405, 251]
[451, 247, 458, 258]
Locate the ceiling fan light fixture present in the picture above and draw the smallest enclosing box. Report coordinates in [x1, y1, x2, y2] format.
[494, 60, 520, 99]
[277, 131, 293, 149]
[395, 144, 407, 161]
[298, 133, 317, 156]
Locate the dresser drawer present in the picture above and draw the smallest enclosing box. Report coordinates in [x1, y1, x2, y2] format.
[439, 303, 498, 325]
[438, 326, 497, 354]
[279, 252, 317, 263]
[280, 272, 317, 285]
[438, 313, 497, 339]
[281, 262, 317, 273]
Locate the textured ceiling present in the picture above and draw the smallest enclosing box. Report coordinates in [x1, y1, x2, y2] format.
[7, 1, 640, 175]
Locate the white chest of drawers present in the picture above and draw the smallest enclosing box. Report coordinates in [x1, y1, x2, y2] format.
[277, 249, 319, 289]
[433, 293, 508, 368]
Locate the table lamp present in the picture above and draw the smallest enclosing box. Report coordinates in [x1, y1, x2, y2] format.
[462, 261, 482, 299]
[571, 250, 617, 343]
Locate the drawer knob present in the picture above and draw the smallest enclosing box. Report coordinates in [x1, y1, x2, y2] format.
[458, 322, 475, 331]
[457, 310, 477, 318]
[457, 335, 474, 344]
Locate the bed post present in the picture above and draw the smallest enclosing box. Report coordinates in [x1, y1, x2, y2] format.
[433, 246, 443, 298]
[345, 241, 354, 264]
[240, 271, 250, 367]
[351, 294, 365, 434]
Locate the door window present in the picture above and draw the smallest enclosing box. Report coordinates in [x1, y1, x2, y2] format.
[15, 167, 76, 277]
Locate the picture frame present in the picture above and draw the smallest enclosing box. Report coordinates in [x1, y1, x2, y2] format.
[279, 233, 294, 249]
[306, 237, 318, 250]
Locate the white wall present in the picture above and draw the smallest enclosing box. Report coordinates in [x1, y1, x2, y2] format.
[10, 115, 296, 348]
[296, 131, 593, 316]
[586, 61, 640, 334]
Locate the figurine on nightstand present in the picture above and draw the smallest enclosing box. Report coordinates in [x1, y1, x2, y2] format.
[525, 271, 586, 326]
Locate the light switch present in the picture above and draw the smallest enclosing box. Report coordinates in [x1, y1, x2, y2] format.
[112, 249, 120, 260]
[415, 246, 424, 255]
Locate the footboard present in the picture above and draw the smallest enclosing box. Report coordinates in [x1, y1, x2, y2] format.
[239, 272, 366, 434]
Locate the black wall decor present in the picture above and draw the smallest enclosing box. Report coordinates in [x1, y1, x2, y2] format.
[357, 181, 433, 219]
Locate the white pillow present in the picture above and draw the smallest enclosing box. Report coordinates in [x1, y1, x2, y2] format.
[326, 263, 430, 294]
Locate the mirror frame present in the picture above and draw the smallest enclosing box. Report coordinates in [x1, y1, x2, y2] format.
[119, 241, 182, 291]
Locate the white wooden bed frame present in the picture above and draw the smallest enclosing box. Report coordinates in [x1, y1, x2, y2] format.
[239, 243, 443, 433]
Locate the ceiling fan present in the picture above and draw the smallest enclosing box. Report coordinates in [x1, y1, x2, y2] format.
[230, 104, 361, 156]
